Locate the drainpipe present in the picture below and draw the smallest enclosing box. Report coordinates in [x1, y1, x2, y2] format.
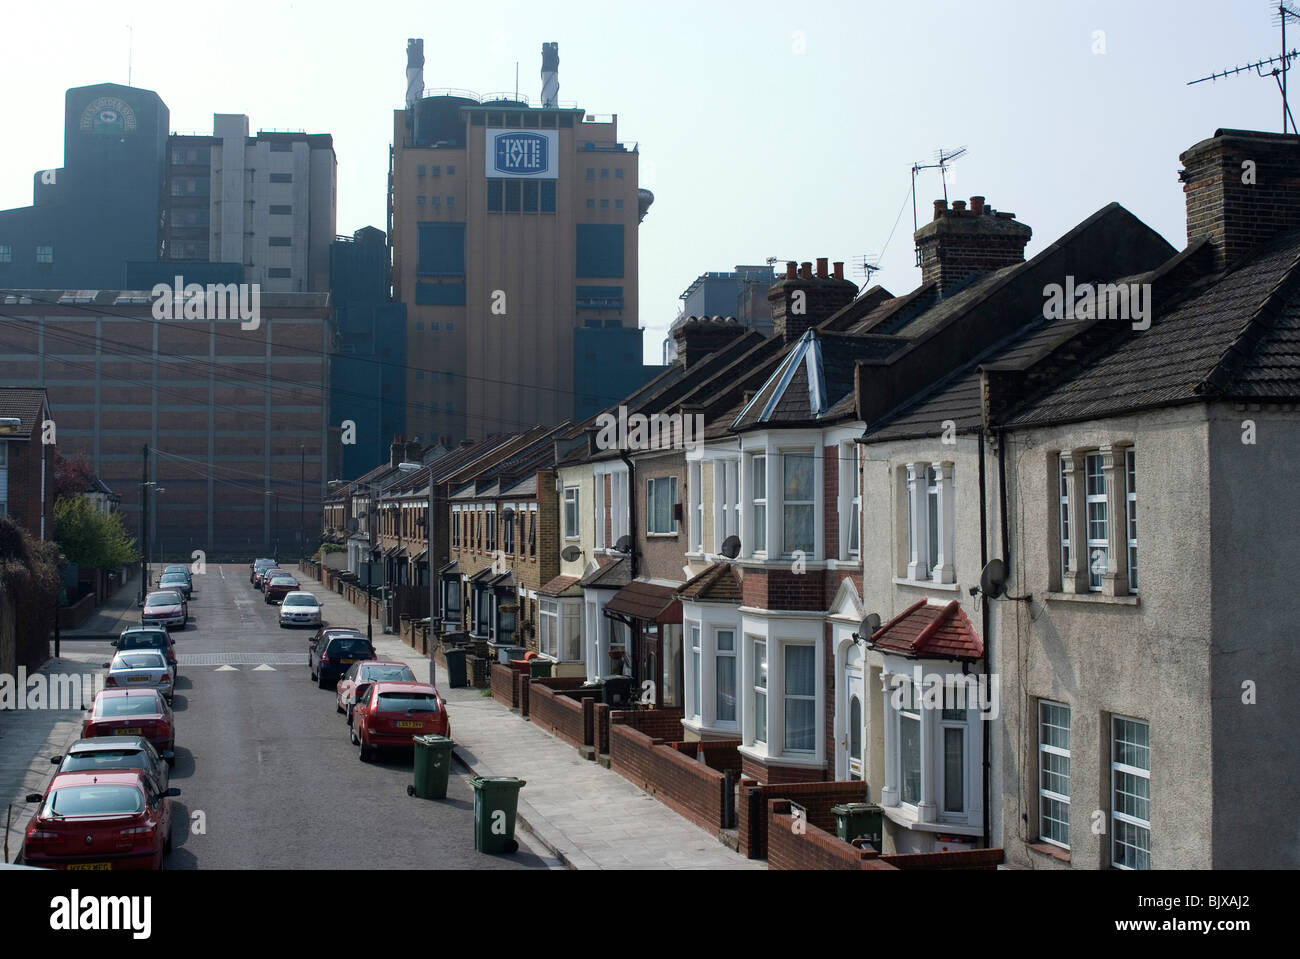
[978, 427, 990, 848]
[619, 452, 639, 687]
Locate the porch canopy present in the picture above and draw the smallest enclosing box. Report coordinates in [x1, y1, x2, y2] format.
[604, 581, 682, 626]
[867, 599, 983, 661]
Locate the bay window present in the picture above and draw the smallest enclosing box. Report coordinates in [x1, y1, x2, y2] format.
[715, 629, 736, 723]
[783, 644, 816, 751]
[782, 450, 814, 555]
[847, 443, 861, 557]
[688, 623, 701, 717]
[688, 462, 703, 552]
[752, 637, 767, 744]
[713, 459, 738, 549]
[751, 455, 767, 553]
[540, 597, 581, 660]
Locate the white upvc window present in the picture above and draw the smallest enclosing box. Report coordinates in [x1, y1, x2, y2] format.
[594, 475, 605, 549]
[1039, 700, 1071, 849]
[905, 462, 955, 582]
[846, 442, 861, 557]
[752, 637, 768, 745]
[781, 449, 815, 555]
[486, 510, 496, 552]
[563, 486, 580, 540]
[1125, 449, 1137, 594]
[646, 476, 677, 535]
[751, 455, 767, 554]
[713, 459, 739, 550]
[1111, 715, 1151, 870]
[782, 644, 816, 752]
[898, 686, 923, 806]
[1058, 456, 1070, 581]
[687, 622, 702, 718]
[452, 507, 461, 548]
[688, 462, 703, 553]
[539, 598, 559, 658]
[503, 511, 515, 555]
[538, 597, 581, 661]
[715, 628, 737, 724]
[1085, 452, 1108, 590]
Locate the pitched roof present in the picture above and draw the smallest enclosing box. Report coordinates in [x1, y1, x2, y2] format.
[1004, 231, 1300, 426]
[539, 574, 582, 597]
[676, 562, 742, 603]
[868, 599, 983, 661]
[578, 555, 630, 589]
[605, 581, 683, 623]
[0, 388, 49, 440]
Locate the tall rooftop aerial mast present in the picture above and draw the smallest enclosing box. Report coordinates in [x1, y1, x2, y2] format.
[1188, 3, 1300, 134]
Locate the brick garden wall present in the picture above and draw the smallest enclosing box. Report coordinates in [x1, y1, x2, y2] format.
[490, 662, 517, 708]
[529, 683, 592, 749]
[738, 778, 870, 859]
[609, 722, 730, 834]
[609, 707, 684, 741]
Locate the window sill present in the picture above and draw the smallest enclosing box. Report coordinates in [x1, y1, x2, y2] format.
[892, 577, 960, 592]
[881, 805, 983, 836]
[1043, 591, 1139, 606]
[1028, 841, 1071, 863]
[646, 532, 679, 539]
[737, 745, 824, 767]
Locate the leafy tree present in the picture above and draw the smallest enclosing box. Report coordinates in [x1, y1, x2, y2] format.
[52, 451, 96, 501]
[53, 497, 138, 570]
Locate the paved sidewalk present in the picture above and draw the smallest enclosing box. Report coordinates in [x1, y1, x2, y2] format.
[304, 568, 764, 871]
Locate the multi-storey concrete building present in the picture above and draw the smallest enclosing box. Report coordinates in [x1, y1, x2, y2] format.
[390, 40, 652, 443]
[0, 289, 330, 558]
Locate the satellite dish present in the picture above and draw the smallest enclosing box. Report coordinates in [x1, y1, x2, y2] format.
[852, 613, 881, 645]
[614, 535, 633, 554]
[560, 545, 582, 562]
[720, 535, 741, 559]
[978, 559, 1008, 599]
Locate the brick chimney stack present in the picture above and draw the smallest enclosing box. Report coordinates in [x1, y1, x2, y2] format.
[390, 435, 406, 467]
[1180, 129, 1300, 273]
[768, 257, 858, 343]
[671, 315, 746, 368]
[914, 197, 1032, 296]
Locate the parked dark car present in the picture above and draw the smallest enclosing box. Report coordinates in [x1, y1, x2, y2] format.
[114, 627, 177, 679]
[250, 558, 276, 585]
[264, 574, 300, 604]
[307, 627, 366, 663]
[50, 736, 172, 791]
[157, 572, 192, 599]
[311, 634, 375, 690]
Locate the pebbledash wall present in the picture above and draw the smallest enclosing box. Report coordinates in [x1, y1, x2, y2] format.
[0, 291, 330, 558]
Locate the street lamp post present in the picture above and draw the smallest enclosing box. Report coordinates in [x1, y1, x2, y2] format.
[266, 490, 279, 561]
[300, 445, 306, 565]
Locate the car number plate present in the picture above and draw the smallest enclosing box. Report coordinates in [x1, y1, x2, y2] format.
[341, 659, 357, 664]
[67, 862, 112, 870]
[395, 720, 422, 728]
[114, 728, 144, 735]
[128, 675, 149, 682]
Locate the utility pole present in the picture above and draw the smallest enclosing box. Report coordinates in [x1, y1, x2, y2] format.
[139, 444, 148, 603]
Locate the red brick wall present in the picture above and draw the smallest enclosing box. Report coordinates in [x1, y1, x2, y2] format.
[529, 682, 592, 749]
[741, 567, 826, 612]
[767, 800, 887, 870]
[668, 740, 742, 775]
[4, 436, 54, 542]
[738, 778, 868, 859]
[884, 849, 1003, 870]
[609, 723, 729, 833]
[823, 444, 838, 560]
[513, 669, 530, 716]
[610, 707, 684, 742]
[740, 755, 830, 785]
[490, 662, 517, 708]
[594, 703, 611, 754]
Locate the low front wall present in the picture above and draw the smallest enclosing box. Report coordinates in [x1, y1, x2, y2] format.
[609, 713, 730, 834]
[529, 682, 595, 749]
[57, 592, 96, 629]
[668, 739, 742, 775]
[739, 779, 873, 860]
[766, 799, 1005, 871]
[490, 662, 517, 708]
[609, 707, 684, 741]
[741, 755, 831, 785]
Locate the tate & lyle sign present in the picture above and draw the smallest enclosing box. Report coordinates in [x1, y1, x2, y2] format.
[485, 129, 559, 179]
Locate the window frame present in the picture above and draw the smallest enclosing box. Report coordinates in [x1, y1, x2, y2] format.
[646, 475, 678, 536]
[1110, 714, 1151, 870]
[751, 637, 768, 745]
[751, 455, 767, 555]
[1038, 700, 1071, 850]
[563, 486, 580, 540]
[1085, 452, 1109, 591]
[780, 449, 815, 556]
[714, 628, 737, 726]
[781, 642, 816, 753]
[1125, 449, 1137, 594]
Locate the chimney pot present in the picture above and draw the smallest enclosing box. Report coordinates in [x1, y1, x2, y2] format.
[952, 200, 967, 213]
[832, 261, 844, 280]
[816, 257, 829, 278]
[785, 260, 797, 280]
[970, 195, 985, 215]
[933, 199, 948, 220]
[800, 261, 813, 279]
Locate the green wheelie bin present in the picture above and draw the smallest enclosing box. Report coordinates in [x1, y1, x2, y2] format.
[472, 776, 526, 853]
[831, 802, 882, 848]
[408, 734, 455, 800]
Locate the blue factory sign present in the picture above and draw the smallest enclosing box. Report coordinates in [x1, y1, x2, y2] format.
[486, 129, 558, 179]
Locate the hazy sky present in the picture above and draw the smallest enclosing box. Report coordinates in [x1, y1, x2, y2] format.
[1, 0, 1290, 362]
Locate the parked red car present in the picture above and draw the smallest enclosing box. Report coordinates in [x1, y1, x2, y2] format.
[336, 660, 418, 721]
[264, 574, 300, 604]
[83, 688, 175, 761]
[254, 566, 285, 591]
[22, 770, 179, 870]
[351, 682, 448, 762]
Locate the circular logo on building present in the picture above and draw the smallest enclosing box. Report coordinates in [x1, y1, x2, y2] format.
[79, 96, 138, 135]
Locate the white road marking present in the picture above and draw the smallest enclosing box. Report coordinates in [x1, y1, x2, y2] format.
[215, 664, 240, 671]
[252, 664, 276, 671]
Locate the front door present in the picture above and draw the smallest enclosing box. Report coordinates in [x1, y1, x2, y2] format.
[842, 643, 865, 780]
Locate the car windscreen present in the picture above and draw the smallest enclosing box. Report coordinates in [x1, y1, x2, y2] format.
[47, 784, 145, 817]
[327, 638, 373, 656]
[360, 665, 416, 682]
[116, 653, 166, 670]
[376, 693, 439, 713]
[119, 634, 167, 650]
[283, 594, 317, 606]
[62, 750, 150, 773]
[269, 577, 297, 587]
[145, 592, 181, 606]
[97, 697, 161, 718]
[164, 567, 189, 575]
[159, 575, 187, 585]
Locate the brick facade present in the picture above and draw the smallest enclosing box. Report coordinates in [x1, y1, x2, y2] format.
[609, 721, 732, 833]
[738, 778, 869, 858]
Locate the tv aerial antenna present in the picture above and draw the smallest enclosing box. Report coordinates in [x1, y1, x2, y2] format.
[1188, 3, 1300, 134]
[911, 146, 968, 265]
[851, 254, 882, 285]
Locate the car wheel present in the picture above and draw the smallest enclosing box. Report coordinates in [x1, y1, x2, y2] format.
[350, 724, 359, 745]
[345, 704, 353, 724]
[359, 742, 373, 763]
[336, 699, 344, 715]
